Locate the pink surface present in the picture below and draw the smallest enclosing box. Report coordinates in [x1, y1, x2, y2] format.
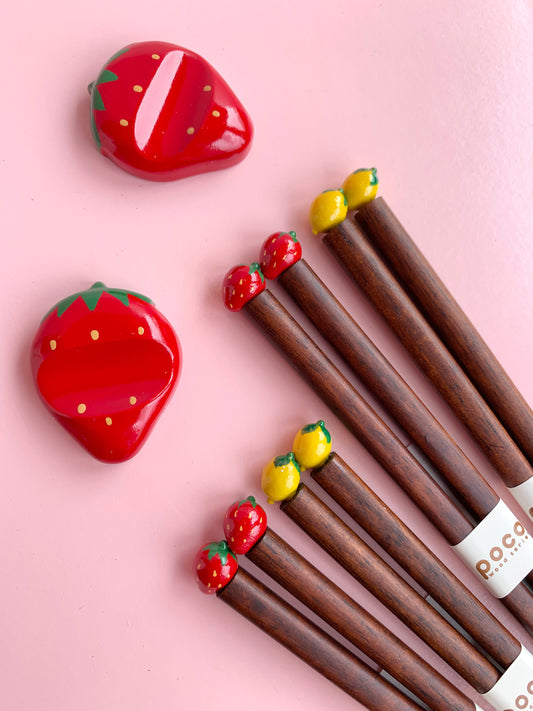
[2, 2, 533, 710]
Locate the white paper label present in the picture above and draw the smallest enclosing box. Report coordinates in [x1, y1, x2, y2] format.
[452, 500, 533, 598]
[508, 477, 533, 523]
[482, 646, 533, 711]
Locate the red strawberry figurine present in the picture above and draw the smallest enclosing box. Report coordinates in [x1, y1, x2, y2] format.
[224, 496, 267, 554]
[88, 41, 253, 181]
[194, 540, 238, 594]
[31, 281, 181, 463]
[259, 231, 302, 279]
[222, 263, 265, 311]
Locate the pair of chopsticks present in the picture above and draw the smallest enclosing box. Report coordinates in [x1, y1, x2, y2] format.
[194, 494, 482, 711]
[353, 196, 533, 479]
[323, 205, 533, 500]
[259, 423, 531, 697]
[222, 217, 533, 633]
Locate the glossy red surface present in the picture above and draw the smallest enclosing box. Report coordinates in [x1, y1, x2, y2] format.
[222, 263, 265, 311]
[259, 231, 303, 279]
[224, 496, 268, 554]
[193, 541, 238, 595]
[31, 282, 181, 462]
[89, 41, 253, 181]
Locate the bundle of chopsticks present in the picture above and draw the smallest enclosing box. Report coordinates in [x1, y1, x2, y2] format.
[196, 171, 533, 710]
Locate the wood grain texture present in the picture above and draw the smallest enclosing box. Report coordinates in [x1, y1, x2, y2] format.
[243, 290, 533, 632]
[277, 258, 498, 522]
[323, 218, 533, 490]
[355, 196, 533, 469]
[271, 486, 500, 694]
[244, 289, 472, 543]
[313, 453, 533, 643]
[217, 567, 423, 711]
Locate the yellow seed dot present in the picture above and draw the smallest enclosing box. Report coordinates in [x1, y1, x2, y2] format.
[152, 54, 160, 60]
[212, 110, 220, 117]
[212, 570, 217, 577]
[133, 85, 143, 93]
[120, 119, 129, 127]
[138, 326, 145, 335]
[203, 85, 212, 92]
[90, 330, 99, 340]
[50, 339, 57, 351]
[186, 127, 195, 135]
[129, 396, 137, 405]
[105, 417, 112, 426]
[77, 403, 87, 414]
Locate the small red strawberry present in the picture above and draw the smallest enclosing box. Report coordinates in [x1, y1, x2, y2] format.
[259, 231, 302, 279]
[31, 281, 181, 463]
[222, 263, 265, 311]
[194, 540, 238, 594]
[224, 496, 267, 554]
[88, 41, 253, 181]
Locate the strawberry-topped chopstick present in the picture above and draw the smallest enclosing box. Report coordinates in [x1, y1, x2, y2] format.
[193, 540, 422, 711]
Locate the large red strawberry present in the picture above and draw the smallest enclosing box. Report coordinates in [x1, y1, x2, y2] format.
[31, 281, 181, 463]
[222, 263, 265, 312]
[88, 41, 253, 181]
[259, 231, 302, 279]
[194, 540, 238, 594]
[224, 496, 267, 554]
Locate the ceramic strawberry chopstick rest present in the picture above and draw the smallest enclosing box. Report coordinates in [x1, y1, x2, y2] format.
[31, 282, 181, 463]
[88, 40, 253, 181]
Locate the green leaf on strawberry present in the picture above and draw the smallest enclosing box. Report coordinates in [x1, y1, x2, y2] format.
[194, 540, 238, 594]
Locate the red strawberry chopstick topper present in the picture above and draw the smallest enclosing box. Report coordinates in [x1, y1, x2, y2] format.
[31, 282, 181, 463]
[224, 496, 268, 554]
[88, 41, 253, 181]
[222, 263, 265, 311]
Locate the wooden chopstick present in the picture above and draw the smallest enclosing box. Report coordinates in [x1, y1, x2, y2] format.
[255, 486, 501, 693]
[311, 452, 526, 666]
[354, 196, 533, 470]
[275, 255, 499, 522]
[224, 278, 533, 633]
[244, 287, 472, 542]
[217, 565, 424, 710]
[321, 217, 533, 495]
[243, 524, 484, 711]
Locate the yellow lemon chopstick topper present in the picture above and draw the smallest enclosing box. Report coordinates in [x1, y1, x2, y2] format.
[292, 420, 332, 470]
[262, 452, 301, 504]
[342, 168, 378, 211]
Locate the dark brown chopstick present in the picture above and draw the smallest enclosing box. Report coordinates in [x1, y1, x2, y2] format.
[321, 217, 533, 494]
[301, 457, 522, 668]
[244, 288, 472, 542]
[223, 278, 533, 633]
[244, 525, 483, 710]
[275, 256, 499, 522]
[354, 196, 533, 470]
[217, 566, 424, 710]
[258, 486, 500, 693]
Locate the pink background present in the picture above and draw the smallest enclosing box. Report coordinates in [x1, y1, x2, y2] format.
[2, 2, 533, 709]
